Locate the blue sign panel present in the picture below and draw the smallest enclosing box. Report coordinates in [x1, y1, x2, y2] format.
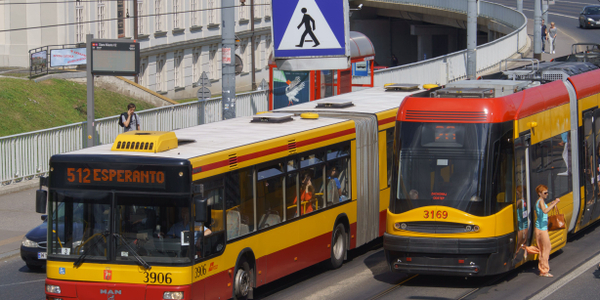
[352, 61, 369, 77]
[272, 0, 346, 58]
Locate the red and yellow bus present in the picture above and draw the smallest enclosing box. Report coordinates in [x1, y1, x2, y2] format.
[384, 52, 600, 276]
[37, 85, 424, 299]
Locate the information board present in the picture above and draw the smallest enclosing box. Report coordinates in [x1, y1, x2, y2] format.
[91, 40, 140, 76]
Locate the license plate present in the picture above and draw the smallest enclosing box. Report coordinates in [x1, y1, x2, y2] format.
[37, 252, 47, 260]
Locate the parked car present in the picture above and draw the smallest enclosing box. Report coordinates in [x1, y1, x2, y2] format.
[579, 5, 600, 28]
[20, 215, 48, 270]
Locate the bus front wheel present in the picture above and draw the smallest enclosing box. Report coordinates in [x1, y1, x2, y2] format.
[328, 223, 347, 269]
[234, 259, 252, 299]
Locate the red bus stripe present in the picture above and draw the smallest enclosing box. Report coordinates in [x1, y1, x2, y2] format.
[378, 117, 396, 126]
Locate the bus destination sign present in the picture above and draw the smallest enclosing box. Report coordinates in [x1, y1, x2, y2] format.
[66, 167, 166, 188]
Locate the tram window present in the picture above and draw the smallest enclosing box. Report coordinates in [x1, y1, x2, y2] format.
[490, 128, 514, 213]
[550, 133, 572, 197]
[225, 168, 254, 240]
[386, 128, 394, 187]
[257, 162, 284, 230]
[530, 139, 553, 200]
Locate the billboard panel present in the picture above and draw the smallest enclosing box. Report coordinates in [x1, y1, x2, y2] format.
[272, 69, 310, 109]
[50, 48, 87, 67]
[30, 51, 47, 69]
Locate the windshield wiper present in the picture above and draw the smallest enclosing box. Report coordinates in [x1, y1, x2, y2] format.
[113, 233, 152, 270]
[73, 231, 108, 268]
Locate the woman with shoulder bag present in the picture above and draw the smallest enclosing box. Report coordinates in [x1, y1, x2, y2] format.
[523, 184, 560, 277]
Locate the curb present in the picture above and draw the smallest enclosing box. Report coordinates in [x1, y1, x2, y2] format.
[0, 249, 20, 261]
[0, 179, 40, 196]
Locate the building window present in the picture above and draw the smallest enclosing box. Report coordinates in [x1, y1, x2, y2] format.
[173, 0, 181, 29]
[244, 39, 251, 73]
[139, 60, 147, 87]
[209, 47, 218, 80]
[208, 0, 218, 25]
[239, 2, 248, 20]
[255, 36, 261, 70]
[137, 0, 145, 35]
[192, 49, 201, 83]
[264, 0, 271, 18]
[156, 55, 165, 91]
[254, 0, 261, 19]
[155, 0, 163, 32]
[191, 0, 199, 27]
[97, 0, 106, 38]
[76, 5, 85, 43]
[175, 51, 183, 88]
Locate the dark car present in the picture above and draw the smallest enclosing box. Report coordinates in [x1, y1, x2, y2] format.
[20, 215, 48, 270]
[579, 5, 600, 28]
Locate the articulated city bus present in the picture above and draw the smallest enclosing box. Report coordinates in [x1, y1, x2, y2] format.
[36, 85, 423, 299]
[384, 48, 600, 276]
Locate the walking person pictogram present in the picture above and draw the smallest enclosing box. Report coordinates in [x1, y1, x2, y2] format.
[295, 8, 320, 48]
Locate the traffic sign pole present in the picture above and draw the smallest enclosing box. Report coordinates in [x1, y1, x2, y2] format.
[222, 0, 236, 120]
[86, 34, 95, 148]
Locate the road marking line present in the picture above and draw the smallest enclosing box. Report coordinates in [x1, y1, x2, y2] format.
[0, 235, 24, 247]
[529, 251, 600, 300]
[517, 8, 578, 20]
[0, 279, 45, 288]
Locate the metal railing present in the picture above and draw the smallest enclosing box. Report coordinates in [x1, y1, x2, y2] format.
[0, 91, 268, 184]
[1, 0, 527, 185]
[372, 0, 527, 86]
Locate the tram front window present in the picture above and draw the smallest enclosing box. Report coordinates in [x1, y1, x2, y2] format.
[393, 122, 489, 216]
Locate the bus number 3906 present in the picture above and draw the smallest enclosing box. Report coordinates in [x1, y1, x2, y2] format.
[143, 272, 173, 284]
[194, 264, 207, 279]
[423, 210, 448, 219]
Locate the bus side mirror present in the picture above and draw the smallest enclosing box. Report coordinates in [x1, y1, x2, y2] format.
[194, 196, 211, 224]
[36, 189, 47, 214]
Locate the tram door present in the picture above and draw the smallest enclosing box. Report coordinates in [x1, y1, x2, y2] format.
[582, 109, 598, 226]
[514, 134, 532, 264]
[592, 110, 600, 221]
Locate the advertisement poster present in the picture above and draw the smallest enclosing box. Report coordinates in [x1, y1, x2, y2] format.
[272, 69, 310, 109]
[50, 48, 87, 67]
[30, 51, 47, 69]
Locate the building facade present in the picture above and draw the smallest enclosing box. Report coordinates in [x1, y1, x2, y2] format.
[0, 0, 273, 99]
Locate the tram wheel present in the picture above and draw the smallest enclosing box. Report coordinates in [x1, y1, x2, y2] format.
[328, 223, 347, 269]
[234, 259, 252, 300]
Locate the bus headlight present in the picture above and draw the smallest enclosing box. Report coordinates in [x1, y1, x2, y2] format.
[22, 237, 39, 248]
[46, 284, 61, 294]
[473, 225, 480, 232]
[163, 291, 184, 299]
[465, 225, 472, 232]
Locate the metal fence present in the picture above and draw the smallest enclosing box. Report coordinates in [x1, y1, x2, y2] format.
[372, 0, 527, 86]
[0, 91, 268, 184]
[1, 0, 527, 185]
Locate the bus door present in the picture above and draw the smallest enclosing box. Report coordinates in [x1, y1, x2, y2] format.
[582, 109, 597, 226]
[592, 109, 600, 221]
[514, 134, 532, 264]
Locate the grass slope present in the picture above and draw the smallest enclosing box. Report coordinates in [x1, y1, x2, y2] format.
[0, 78, 155, 137]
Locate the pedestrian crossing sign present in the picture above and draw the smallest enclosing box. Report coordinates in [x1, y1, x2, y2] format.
[271, 0, 348, 59]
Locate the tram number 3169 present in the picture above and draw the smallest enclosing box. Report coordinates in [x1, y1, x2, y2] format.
[424, 210, 448, 219]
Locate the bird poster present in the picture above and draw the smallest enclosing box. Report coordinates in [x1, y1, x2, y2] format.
[272, 69, 310, 109]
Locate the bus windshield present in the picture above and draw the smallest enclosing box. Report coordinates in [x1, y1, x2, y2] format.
[48, 190, 203, 265]
[393, 122, 489, 216]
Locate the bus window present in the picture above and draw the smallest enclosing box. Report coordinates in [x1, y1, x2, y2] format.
[286, 161, 299, 220]
[257, 162, 284, 229]
[386, 128, 394, 187]
[225, 168, 254, 240]
[326, 144, 351, 203]
[299, 152, 325, 213]
[197, 180, 225, 260]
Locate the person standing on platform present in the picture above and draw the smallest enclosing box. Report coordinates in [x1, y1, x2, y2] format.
[121, 103, 141, 132]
